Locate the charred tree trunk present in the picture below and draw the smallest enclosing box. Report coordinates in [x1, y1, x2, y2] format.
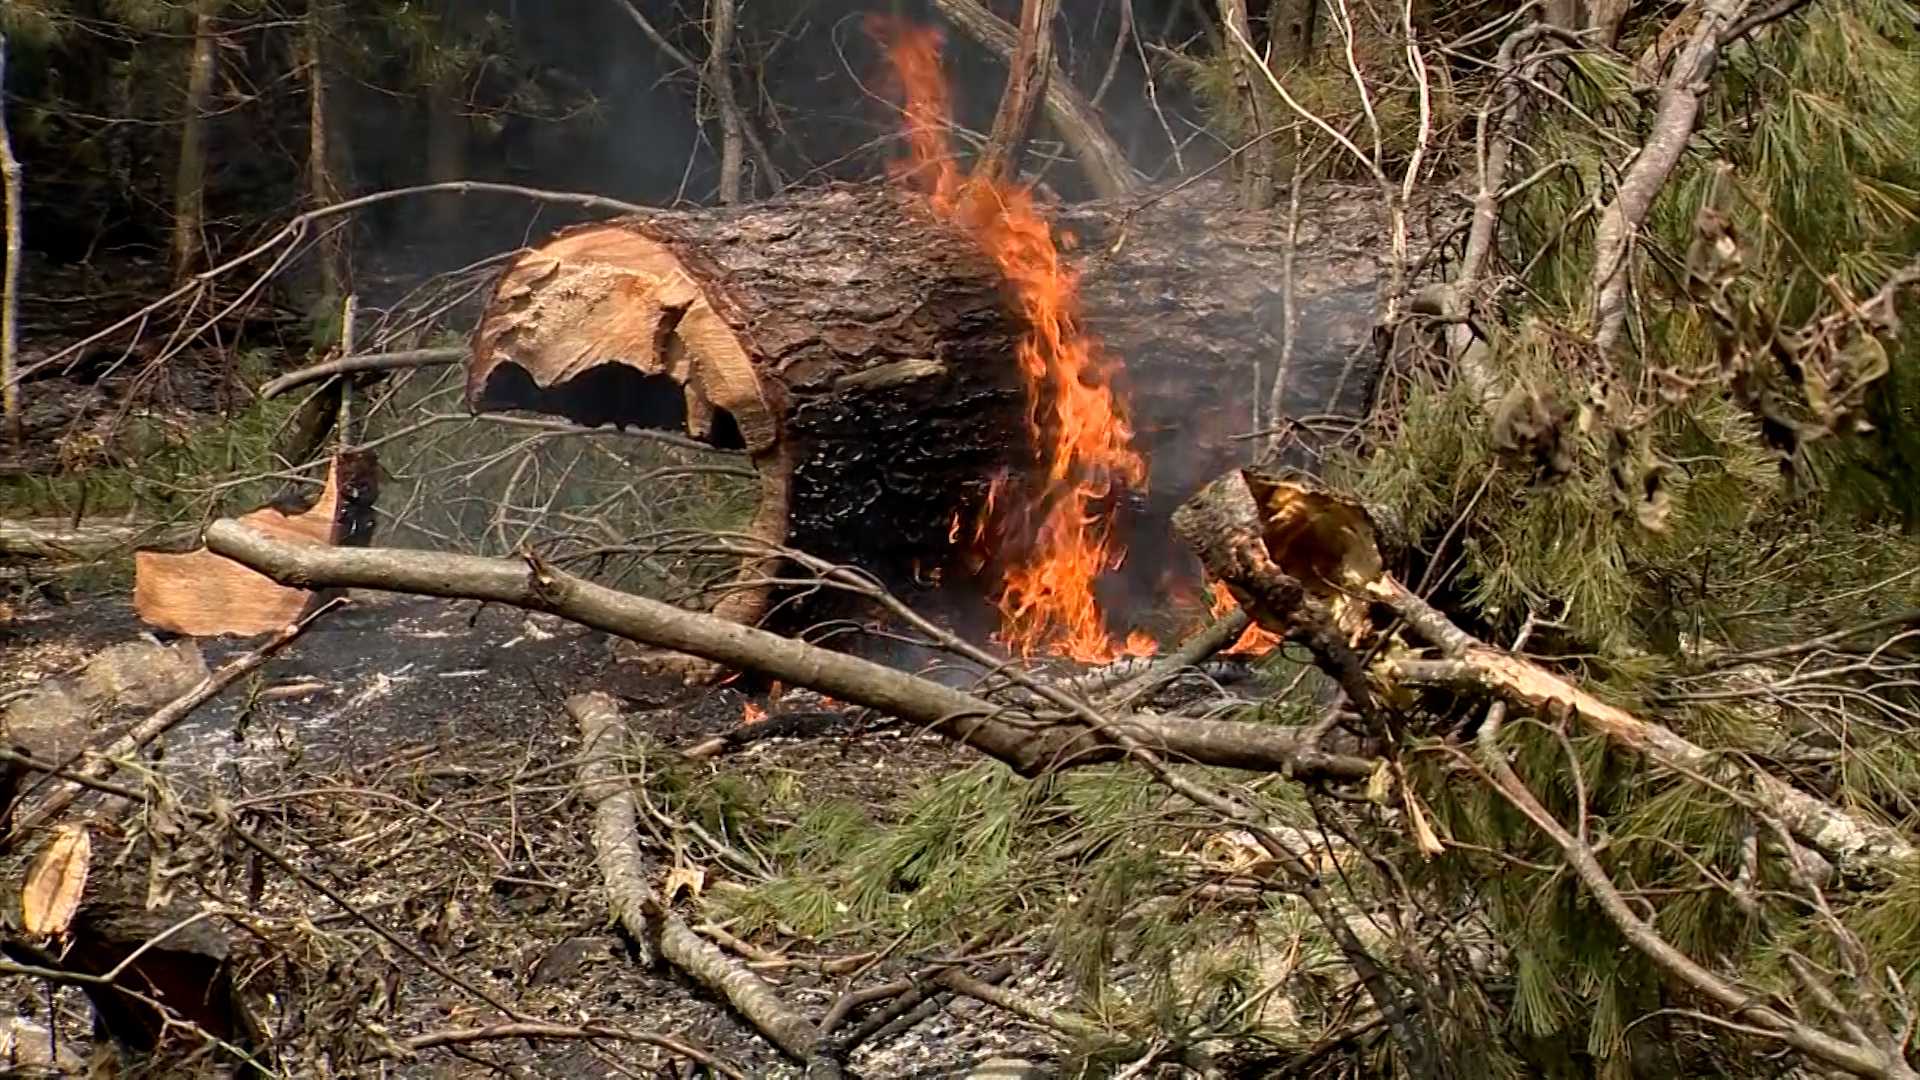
[467, 180, 1399, 632]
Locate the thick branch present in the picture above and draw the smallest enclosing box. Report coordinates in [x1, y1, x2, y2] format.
[204, 523, 1371, 783]
[975, 0, 1059, 185]
[930, 0, 1139, 198]
[1368, 576, 1918, 878]
[1589, 0, 1752, 352]
[569, 693, 828, 1066]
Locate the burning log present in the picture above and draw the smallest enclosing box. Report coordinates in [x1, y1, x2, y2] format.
[466, 179, 1394, 642]
[133, 451, 377, 638]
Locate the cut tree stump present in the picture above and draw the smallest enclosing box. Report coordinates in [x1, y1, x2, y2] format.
[133, 451, 378, 637]
[467, 179, 1405, 632]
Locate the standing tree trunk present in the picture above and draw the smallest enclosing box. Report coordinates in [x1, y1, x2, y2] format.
[706, 0, 746, 204]
[1219, 0, 1276, 209]
[0, 31, 21, 447]
[303, 0, 348, 307]
[975, 0, 1060, 186]
[425, 82, 469, 233]
[1268, 0, 1318, 65]
[172, 0, 221, 280]
[930, 0, 1138, 199]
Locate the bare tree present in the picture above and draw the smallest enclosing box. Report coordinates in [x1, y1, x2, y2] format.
[0, 30, 20, 446]
[706, 0, 745, 203]
[171, 0, 221, 279]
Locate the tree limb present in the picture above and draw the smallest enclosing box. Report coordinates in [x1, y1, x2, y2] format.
[202, 522, 1376, 783]
[258, 347, 466, 399]
[1589, 0, 1753, 352]
[975, 0, 1060, 186]
[568, 693, 832, 1069]
[930, 0, 1139, 198]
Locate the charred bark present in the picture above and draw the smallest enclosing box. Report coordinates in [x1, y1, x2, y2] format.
[467, 179, 1399, 630]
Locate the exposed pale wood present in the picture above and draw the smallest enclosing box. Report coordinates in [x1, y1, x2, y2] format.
[134, 452, 376, 637]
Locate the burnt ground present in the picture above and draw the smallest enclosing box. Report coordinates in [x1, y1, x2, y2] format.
[0, 583, 1075, 1079]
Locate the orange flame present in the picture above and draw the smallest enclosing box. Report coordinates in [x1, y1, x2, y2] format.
[742, 702, 769, 726]
[1208, 582, 1282, 658]
[873, 20, 1147, 664]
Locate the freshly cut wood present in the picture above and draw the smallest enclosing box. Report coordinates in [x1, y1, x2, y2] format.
[134, 450, 377, 637]
[467, 179, 1402, 629]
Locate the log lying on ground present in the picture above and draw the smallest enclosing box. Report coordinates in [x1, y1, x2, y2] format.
[134, 451, 377, 637]
[569, 692, 832, 1070]
[466, 179, 1398, 628]
[204, 522, 1374, 783]
[1173, 468, 1918, 879]
[0, 518, 199, 561]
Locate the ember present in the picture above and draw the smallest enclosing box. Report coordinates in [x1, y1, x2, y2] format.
[873, 20, 1150, 665]
[741, 701, 769, 725]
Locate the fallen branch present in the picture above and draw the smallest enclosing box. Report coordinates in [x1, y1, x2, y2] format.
[0, 518, 199, 560]
[1368, 574, 1918, 878]
[401, 1022, 744, 1078]
[568, 693, 831, 1069]
[202, 522, 1374, 783]
[1472, 711, 1911, 1079]
[258, 347, 466, 400]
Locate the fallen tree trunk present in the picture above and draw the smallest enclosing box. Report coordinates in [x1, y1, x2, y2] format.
[0, 518, 198, 560]
[466, 179, 1398, 629]
[203, 522, 1374, 783]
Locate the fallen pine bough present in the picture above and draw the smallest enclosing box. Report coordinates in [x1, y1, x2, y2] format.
[1173, 468, 1918, 880]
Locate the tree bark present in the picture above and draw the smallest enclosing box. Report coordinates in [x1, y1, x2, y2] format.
[465, 179, 1400, 630]
[0, 31, 22, 447]
[975, 0, 1060, 186]
[930, 0, 1139, 199]
[706, 0, 746, 203]
[303, 0, 348, 303]
[1219, 0, 1277, 209]
[171, 0, 221, 280]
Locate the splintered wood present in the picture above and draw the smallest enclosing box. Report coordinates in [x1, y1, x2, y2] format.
[468, 225, 776, 453]
[134, 451, 378, 637]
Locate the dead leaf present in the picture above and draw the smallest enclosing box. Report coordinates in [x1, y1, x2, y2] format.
[1404, 792, 1446, 859]
[22, 825, 91, 937]
[664, 865, 707, 903]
